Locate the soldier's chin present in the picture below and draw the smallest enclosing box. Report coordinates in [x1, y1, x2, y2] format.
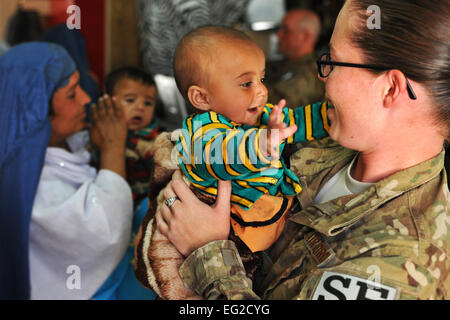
[328, 123, 342, 143]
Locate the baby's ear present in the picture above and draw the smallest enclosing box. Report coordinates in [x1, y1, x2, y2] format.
[187, 85, 210, 111]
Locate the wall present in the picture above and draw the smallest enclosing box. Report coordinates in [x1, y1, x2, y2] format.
[75, 0, 105, 86]
[73, 0, 141, 87]
[105, 0, 140, 75]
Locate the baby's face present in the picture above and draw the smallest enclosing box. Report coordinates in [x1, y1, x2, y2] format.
[205, 40, 268, 126]
[113, 78, 156, 131]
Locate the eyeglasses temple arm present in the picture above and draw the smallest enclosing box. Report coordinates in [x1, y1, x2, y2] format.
[406, 79, 417, 100]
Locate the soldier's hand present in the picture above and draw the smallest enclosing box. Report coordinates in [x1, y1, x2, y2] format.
[157, 170, 232, 257]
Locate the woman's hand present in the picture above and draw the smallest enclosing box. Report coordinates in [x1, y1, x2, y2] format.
[90, 95, 127, 178]
[156, 170, 232, 257]
[90, 94, 127, 153]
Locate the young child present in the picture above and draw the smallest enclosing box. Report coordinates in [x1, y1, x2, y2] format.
[173, 26, 330, 253]
[103, 67, 161, 207]
[134, 26, 330, 300]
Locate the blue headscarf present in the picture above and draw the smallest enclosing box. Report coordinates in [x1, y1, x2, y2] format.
[42, 24, 102, 106]
[0, 42, 76, 299]
[0, 41, 9, 57]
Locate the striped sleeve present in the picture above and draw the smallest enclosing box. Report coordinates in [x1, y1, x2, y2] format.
[260, 102, 331, 144]
[175, 112, 276, 183]
[288, 101, 330, 143]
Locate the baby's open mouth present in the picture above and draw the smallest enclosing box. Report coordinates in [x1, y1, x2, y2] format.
[130, 116, 142, 123]
[247, 106, 259, 114]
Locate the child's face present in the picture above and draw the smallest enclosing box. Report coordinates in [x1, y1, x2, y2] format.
[113, 78, 156, 131]
[205, 40, 268, 126]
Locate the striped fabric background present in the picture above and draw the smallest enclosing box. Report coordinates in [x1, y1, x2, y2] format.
[136, 0, 250, 77]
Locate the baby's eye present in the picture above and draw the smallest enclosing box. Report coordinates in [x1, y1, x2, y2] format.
[125, 98, 135, 104]
[261, 77, 266, 83]
[240, 81, 252, 88]
[144, 101, 154, 107]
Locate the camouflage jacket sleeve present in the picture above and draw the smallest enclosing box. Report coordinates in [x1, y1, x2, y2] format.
[179, 240, 260, 300]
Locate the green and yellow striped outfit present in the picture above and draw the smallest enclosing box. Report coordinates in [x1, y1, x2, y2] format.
[175, 101, 330, 210]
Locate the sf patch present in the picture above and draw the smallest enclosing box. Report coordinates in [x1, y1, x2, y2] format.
[312, 271, 397, 300]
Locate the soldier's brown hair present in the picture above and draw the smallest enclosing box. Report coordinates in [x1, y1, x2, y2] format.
[348, 0, 450, 140]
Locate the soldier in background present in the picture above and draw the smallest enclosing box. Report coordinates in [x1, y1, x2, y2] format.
[266, 9, 325, 108]
[285, 0, 345, 53]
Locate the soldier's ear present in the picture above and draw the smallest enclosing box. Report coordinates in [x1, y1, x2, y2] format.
[187, 85, 211, 111]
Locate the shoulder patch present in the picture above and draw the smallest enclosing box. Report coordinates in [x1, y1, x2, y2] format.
[312, 271, 397, 300]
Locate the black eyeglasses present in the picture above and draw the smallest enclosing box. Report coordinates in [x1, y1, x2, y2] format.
[317, 52, 417, 100]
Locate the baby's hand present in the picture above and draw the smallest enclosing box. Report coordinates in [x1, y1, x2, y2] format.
[263, 99, 297, 159]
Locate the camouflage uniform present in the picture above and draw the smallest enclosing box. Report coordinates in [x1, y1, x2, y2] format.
[266, 54, 325, 108]
[179, 138, 450, 300]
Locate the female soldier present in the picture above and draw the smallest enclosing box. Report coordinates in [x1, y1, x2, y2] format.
[155, 0, 450, 300]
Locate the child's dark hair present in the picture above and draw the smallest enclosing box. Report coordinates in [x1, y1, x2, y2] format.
[104, 66, 156, 96]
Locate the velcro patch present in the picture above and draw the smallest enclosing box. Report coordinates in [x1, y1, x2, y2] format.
[304, 232, 336, 268]
[312, 271, 397, 300]
[221, 248, 240, 267]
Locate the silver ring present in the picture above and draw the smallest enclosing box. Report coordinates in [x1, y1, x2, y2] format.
[165, 196, 179, 208]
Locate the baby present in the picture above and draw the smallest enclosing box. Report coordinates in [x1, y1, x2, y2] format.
[104, 66, 161, 207]
[173, 26, 330, 253]
[134, 26, 329, 299]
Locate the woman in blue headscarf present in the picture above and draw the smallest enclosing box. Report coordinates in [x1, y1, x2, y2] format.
[0, 42, 76, 299]
[0, 42, 138, 299]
